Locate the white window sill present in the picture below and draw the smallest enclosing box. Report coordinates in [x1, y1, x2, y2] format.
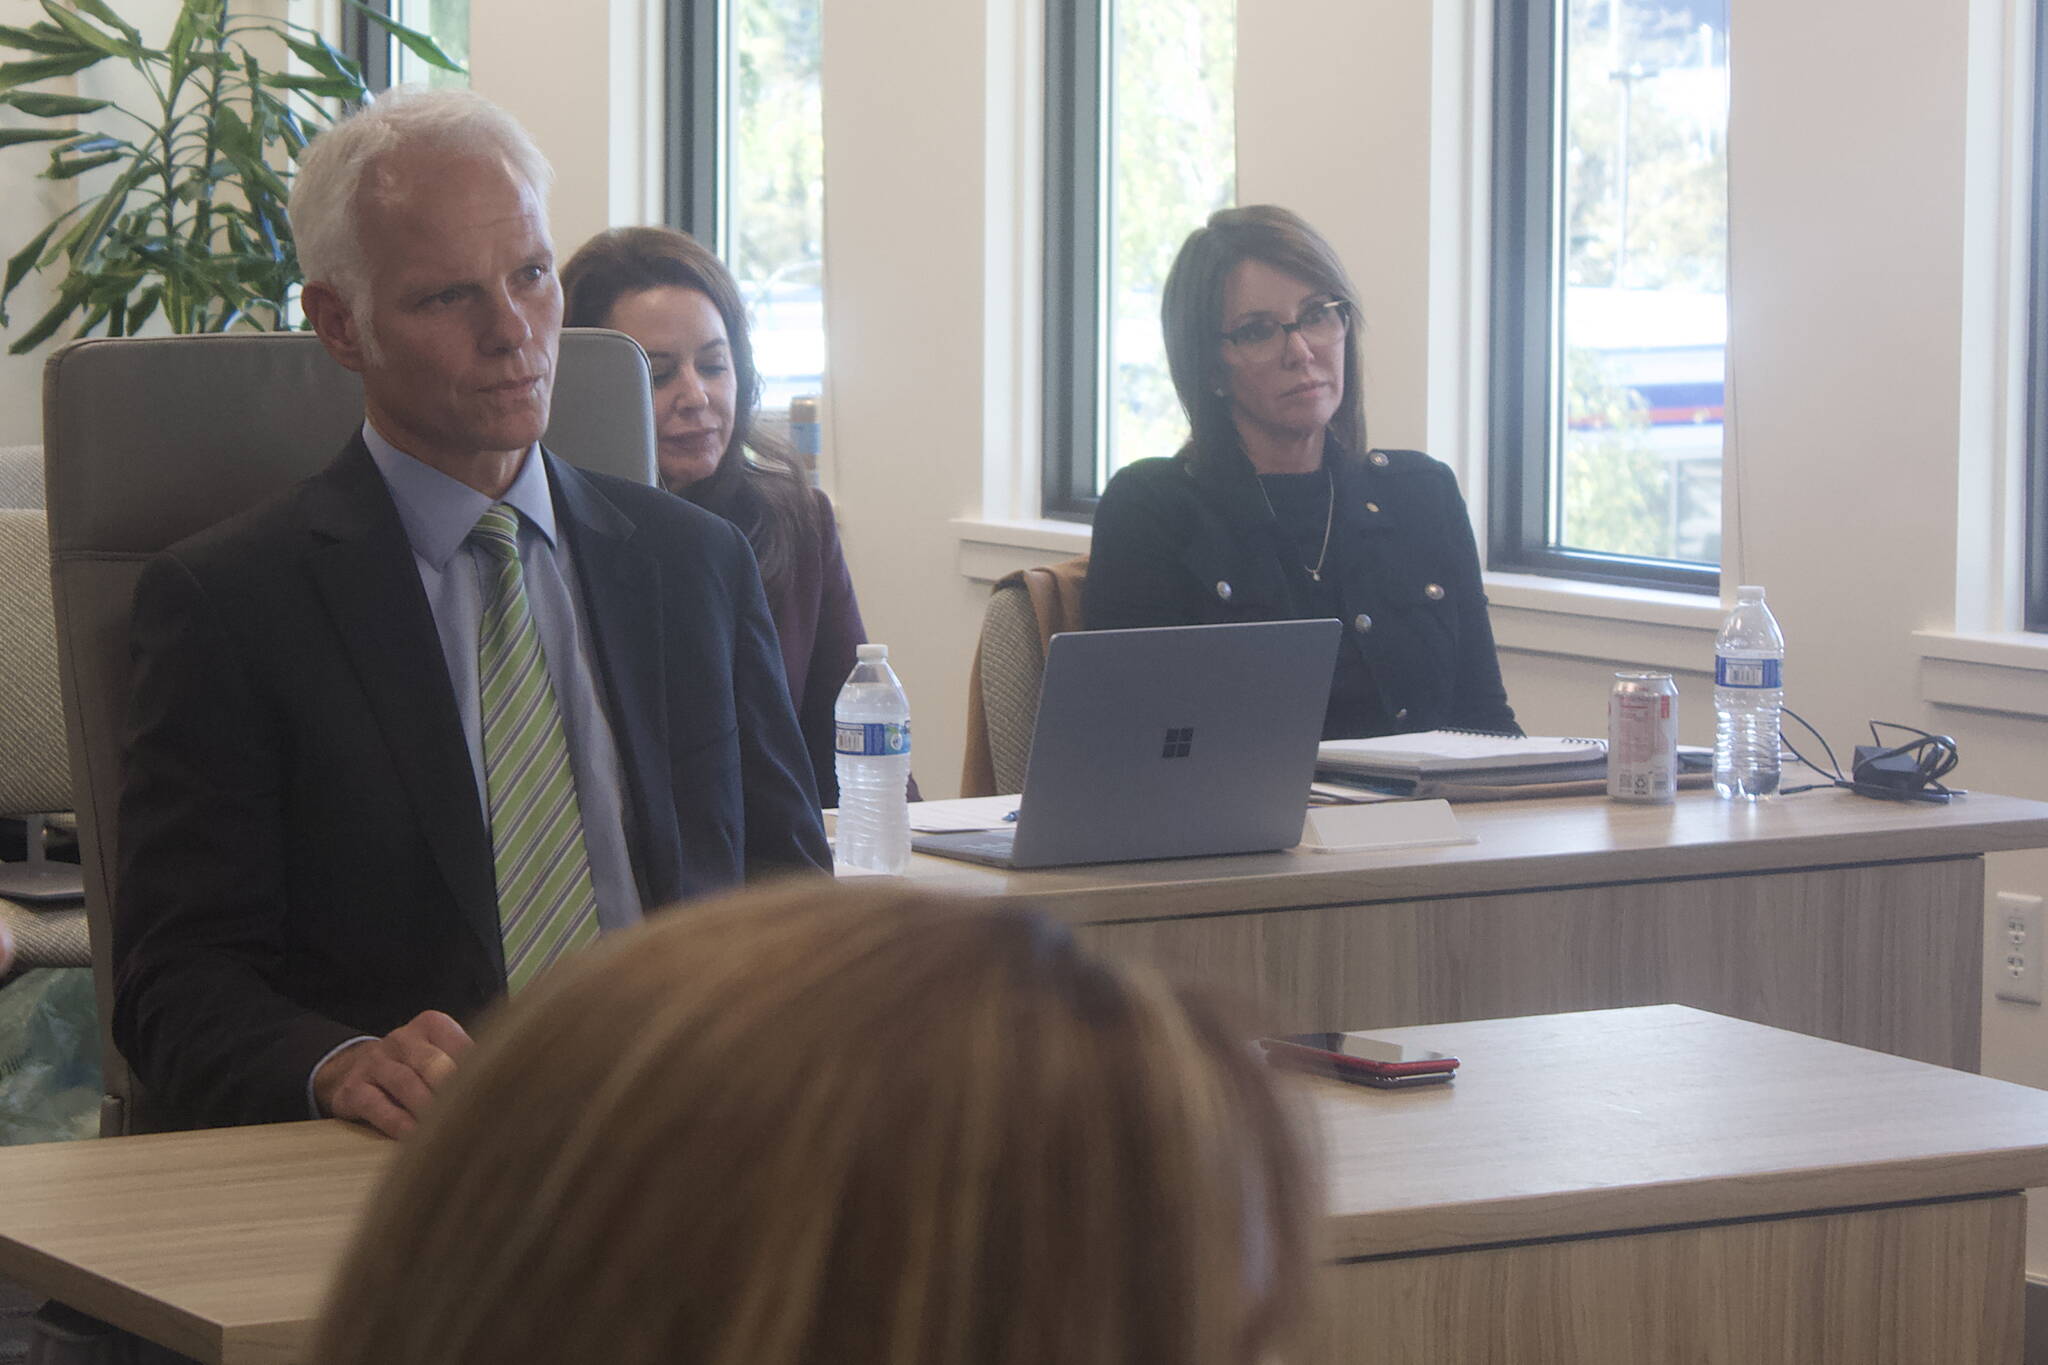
[1484, 572, 1723, 673]
[954, 517, 1091, 583]
[951, 527, 1734, 672]
[1916, 630, 2048, 719]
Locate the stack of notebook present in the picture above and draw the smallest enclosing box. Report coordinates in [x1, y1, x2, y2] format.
[1316, 730, 1609, 795]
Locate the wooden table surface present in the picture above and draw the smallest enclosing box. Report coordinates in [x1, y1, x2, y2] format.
[900, 787, 2048, 924]
[5, 1007, 2048, 1363]
[1305, 1006, 2048, 1261]
[0, 1121, 387, 1364]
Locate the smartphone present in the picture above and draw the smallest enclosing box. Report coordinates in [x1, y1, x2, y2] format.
[1259, 1032, 1459, 1088]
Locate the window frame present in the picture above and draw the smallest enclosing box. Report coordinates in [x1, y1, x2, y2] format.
[1485, 0, 1720, 595]
[664, 0, 724, 247]
[1040, 0, 1108, 521]
[338, 0, 394, 92]
[2024, 0, 2048, 630]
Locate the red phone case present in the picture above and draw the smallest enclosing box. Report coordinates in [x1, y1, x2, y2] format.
[1259, 1036, 1460, 1079]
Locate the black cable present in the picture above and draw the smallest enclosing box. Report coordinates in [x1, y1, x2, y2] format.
[1851, 720, 1961, 800]
[1774, 708, 1962, 803]
[1776, 705, 1843, 795]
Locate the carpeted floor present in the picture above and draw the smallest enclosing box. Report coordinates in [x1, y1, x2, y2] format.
[0, 1275, 40, 1365]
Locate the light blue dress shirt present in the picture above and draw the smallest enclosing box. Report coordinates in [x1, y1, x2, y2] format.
[360, 423, 642, 933]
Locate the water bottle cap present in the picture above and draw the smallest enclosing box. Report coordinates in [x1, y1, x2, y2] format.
[1735, 585, 1765, 601]
[856, 643, 888, 661]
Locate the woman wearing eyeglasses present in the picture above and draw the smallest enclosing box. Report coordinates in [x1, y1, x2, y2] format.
[1084, 205, 1517, 739]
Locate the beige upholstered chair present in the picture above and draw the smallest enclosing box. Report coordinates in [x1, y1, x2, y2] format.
[976, 585, 1047, 797]
[41, 328, 656, 1136]
[960, 557, 1088, 798]
[0, 445, 43, 510]
[0, 509, 88, 972]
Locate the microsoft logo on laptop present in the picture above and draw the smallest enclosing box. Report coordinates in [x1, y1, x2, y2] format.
[1160, 726, 1194, 759]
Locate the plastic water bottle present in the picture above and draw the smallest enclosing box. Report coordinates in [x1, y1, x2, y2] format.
[790, 396, 821, 484]
[834, 643, 912, 873]
[1713, 585, 1785, 800]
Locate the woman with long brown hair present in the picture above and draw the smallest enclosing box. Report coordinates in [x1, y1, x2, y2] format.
[562, 227, 877, 805]
[310, 881, 1318, 1365]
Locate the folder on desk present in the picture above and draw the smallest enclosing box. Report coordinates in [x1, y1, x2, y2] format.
[1317, 731, 1608, 789]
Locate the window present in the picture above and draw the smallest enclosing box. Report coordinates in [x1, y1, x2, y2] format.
[668, 0, 826, 435]
[1043, 0, 1237, 519]
[341, 1, 469, 91]
[2026, 0, 2048, 630]
[1489, 0, 1728, 591]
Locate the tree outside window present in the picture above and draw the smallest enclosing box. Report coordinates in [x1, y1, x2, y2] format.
[1493, 0, 1727, 589]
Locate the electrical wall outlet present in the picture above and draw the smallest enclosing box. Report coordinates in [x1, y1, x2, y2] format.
[1996, 892, 2044, 1007]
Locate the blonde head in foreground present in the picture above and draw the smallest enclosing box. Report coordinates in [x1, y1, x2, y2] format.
[310, 881, 1317, 1365]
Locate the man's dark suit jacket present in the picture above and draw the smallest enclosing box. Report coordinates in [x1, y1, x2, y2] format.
[113, 437, 830, 1129]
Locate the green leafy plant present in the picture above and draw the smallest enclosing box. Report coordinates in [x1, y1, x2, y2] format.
[0, 0, 460, 355]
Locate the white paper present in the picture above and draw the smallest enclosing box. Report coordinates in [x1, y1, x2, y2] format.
[1318, 731, 1606, 780]
[1299, 799, 1475, 853]
[905, 794, 1025, 833]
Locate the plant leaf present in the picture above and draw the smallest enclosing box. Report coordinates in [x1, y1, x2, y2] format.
[0, 125, 74, 148]
[44, 148, 123, 179]
[9, 282, 86, 354]
[125, 282, 161, 332]
[280, 34, 337, 78]
[57, 134, 123, 155]
[312, 32, 363, 87]
[0, 50, 103, 92]
[212, 101, 255, 158]
[259, 71, 360, 98]
[66, 0, 142, 46]
[36, 2, 149, 62]
[0, 23, 89, 57]
[346, 0, 464, 73]
[0, 218, 61, 316]
[62, 159, 144, 267]
[0, 90, 109, 116]
[279, 34, 360, 86]
[254, 90, 312, 154]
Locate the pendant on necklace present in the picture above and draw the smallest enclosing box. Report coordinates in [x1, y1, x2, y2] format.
[1307, 568, 1322, 582]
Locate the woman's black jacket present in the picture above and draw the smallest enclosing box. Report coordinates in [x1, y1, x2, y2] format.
[1084, 444, 1518, 738]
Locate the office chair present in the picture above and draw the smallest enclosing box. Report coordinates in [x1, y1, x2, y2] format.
[0, 446, 42, 511]
[41, 328, 656, 1137]
[960, 556, 1088, 798]
[0, 509, 88, 972]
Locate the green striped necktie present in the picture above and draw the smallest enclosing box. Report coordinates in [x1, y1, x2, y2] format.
[469, 503, 601, 993]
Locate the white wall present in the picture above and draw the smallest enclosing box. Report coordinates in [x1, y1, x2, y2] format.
[468, 0, 663, 262]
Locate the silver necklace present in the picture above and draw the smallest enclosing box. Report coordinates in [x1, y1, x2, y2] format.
[1255, 464, 1336, 582]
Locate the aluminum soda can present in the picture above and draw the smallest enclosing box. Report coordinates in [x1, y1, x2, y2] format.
[1608, 672, 1679, 803]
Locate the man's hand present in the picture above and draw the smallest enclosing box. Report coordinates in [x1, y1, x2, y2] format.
[313, 1010, 473, 1138]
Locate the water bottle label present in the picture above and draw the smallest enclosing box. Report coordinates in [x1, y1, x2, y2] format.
[1716, 656, 1782, 688]
[836, 721, 911, 757]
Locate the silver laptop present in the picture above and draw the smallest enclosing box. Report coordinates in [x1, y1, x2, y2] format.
[916, 619, 1341, 869]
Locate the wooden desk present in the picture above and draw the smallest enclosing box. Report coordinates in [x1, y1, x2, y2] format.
[0, 1007, 2041, 1365]
[902, 788, 2048, 1069]
[0, 1121, 383, 1363]
[1307, 1006, 2048, 1363]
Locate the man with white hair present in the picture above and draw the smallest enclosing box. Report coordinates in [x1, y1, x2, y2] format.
[113, 88, 829, 1136]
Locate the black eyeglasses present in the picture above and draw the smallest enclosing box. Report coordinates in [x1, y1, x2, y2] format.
[1218, 298, 1350, 360]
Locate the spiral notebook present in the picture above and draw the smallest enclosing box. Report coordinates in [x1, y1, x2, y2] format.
[1316, 730, 1607, 784]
